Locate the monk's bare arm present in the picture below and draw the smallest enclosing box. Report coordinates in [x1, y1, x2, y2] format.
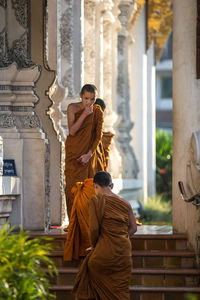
[67, 104, 92, 136]
[88, 196, 99, 247]
[128, 206, 137, 238]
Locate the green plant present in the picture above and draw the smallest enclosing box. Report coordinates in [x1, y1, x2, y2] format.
[0, 223, 57, 300]
[185, 294, 199, 300]
[156, 129, 172, 201]
[139, 194, 172, 224]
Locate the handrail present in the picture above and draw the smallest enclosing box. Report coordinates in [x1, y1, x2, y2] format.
[178, 181, 200, 206]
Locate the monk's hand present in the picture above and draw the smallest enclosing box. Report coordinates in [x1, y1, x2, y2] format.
[83, 106, 93, 117]
[78, 150, 92, 165]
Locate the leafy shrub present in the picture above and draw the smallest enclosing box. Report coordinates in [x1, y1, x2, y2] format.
[156, 129, 172, 201]
[0, 223, 57, 300]
[185, 295, 199, 300]
[139, 194, 172, 224]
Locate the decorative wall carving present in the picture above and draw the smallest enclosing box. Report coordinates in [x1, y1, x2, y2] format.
[17, 115, 40, 129]
[59, 6, 74, 94]
[0, 114, 16, 128]
[11, 0, 28, 29]
[0, 64, 42, 133]
[0, 0, 6, 8]
[0, 113, 40, 129]
[0, 0, 34, 68]
[84, 0, 96, 83]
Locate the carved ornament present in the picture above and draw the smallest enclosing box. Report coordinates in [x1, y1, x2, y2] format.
[147, 0, 173, 62]
[0, 114, 16, 128]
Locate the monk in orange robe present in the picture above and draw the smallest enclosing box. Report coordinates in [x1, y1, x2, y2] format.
[89, 98, 114, 174]
[63, 178, 94, 261]
[72, 171, 137, 300]
[65, 85, 103, 219]
[102, 131, 114, 171]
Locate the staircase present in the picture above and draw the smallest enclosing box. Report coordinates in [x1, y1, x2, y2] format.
[31, 232, 200, 300]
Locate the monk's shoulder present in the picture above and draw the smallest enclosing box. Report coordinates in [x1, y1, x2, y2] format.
[115, 194, 132, 210]
[90, 194, 105, 208]
[89, 194, 98, 206]
[93, 104, 103, 119]
[67, 102, 81, 114]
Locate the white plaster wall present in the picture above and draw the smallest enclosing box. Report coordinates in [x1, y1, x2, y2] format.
[129, 7, 148, 202]
[173, 0, 200, 251]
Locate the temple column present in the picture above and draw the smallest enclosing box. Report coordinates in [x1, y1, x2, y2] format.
[114, 0, 141, 210]
[117, 0, 139, 179]
[45, 0, 83, 225]
[101, 0, 123, 178]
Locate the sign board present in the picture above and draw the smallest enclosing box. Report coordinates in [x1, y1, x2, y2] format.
[3, 159, 17, 176]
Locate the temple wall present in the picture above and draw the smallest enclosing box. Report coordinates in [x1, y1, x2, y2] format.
[173, 0, 200, 253]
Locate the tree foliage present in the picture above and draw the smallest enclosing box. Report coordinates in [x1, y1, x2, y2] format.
[156, 129, 172, 201]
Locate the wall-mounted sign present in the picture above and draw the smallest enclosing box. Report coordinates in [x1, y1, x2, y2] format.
[3, 159, 17, 176]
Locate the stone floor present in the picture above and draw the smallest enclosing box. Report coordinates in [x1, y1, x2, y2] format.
[136, 225, 173, 235]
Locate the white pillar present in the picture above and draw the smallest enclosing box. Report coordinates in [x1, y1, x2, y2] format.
[129, 7, 148, 202]
[147, 43, 156, 197]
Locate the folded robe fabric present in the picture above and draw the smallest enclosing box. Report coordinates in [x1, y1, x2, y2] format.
[63, 178, 95, 261]
[72, 193, 132, 300]
[102, 131, 114, 171]
[88, 131, 114, 176]
[65, 104, 103, 219]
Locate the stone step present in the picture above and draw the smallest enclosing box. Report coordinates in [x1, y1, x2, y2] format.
[49, 285, 200, 300]
[47, 267, 200, 287]
[48, 249, 195, 269]
[132, 234, 188, 251]
[29, 233, 188, 251]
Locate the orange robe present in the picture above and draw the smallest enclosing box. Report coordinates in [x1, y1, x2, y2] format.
[65, 104, 103, 219]
[72, 194, 132, 300]
[63, 179, 94, 261]
[102, 131, 114, 171]
[88, 131, 114, 176]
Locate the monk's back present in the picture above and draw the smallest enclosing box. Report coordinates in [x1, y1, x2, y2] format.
[93, 194, 132, 259]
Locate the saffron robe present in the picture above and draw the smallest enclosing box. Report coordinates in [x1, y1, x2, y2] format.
[102, 131, 114, 171]
[88, 131, 114, 176]
[65, 104, 103, 219]
[72, 194, 132, 300]
[63, 179, 94, 261]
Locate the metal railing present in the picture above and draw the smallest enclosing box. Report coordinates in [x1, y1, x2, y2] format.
[178, 181, 200, 206]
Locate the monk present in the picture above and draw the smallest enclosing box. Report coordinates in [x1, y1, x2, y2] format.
[89, 98, 114, 174]
[72, 171, 137, 300]
[63, 178, 94, 261]
[65, 84, 104, 219]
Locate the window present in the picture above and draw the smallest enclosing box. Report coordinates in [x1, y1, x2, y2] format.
[161, 76, 172, 99]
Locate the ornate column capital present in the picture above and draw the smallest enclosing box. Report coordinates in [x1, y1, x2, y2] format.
[118, 0, 135, 27]
[101, 0, 115, 24]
